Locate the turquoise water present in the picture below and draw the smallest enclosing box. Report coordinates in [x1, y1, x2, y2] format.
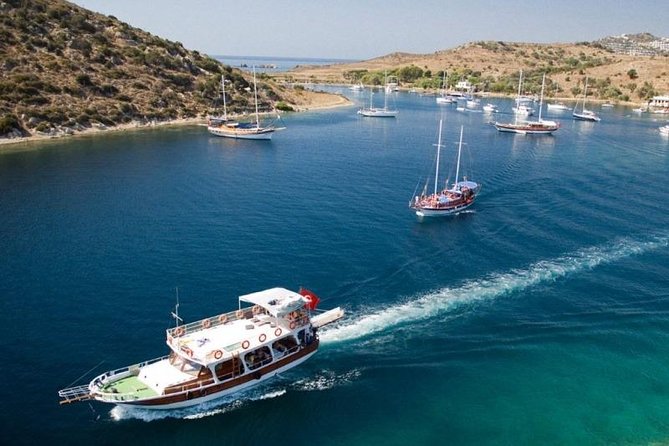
[1, 90, 669, 445]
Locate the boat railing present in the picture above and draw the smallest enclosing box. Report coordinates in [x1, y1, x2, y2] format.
[167, 306, 269, 339]
[91, 356, 169, 392]
[61, 356, 166, 403]
[163, 378, 216, 395]
[58, 384, 93, 404]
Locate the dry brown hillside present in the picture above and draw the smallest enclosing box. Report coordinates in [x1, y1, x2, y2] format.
[283, 41, 669, 105]
[0, 0, 346, 139]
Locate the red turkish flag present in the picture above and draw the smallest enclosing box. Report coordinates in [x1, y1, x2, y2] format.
[299, 287, 321, 311]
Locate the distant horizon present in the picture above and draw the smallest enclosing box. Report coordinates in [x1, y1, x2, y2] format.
[215, 54, 360, 62]
[71, 0, 668, 60]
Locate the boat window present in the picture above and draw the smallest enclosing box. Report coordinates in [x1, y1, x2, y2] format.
[215, 359, 243, 380]
[272, 336, 298, 357]
[198, 366, 213, 379]
[170, 355, 201, 376]
[244, 346, 272, 371]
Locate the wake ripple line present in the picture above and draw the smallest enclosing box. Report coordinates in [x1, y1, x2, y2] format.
[321, 233, 669, 344]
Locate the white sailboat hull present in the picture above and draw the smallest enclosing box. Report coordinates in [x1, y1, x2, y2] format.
[494, 121, 559, 134]
[546, 103, 570, 111]
[207, 126, 275, 140]
[414, 199, 475, 217]
[436, 97, 454, 104]
[358, 109, 398, 117]
[572, 112, 601, 122]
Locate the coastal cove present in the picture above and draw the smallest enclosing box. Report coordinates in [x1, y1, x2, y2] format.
[0, 93, 351, 151]
[2, 87, 669, 445]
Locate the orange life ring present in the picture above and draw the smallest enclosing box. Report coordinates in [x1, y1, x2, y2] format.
[236, 309, 244, 319]
[182, 346, 193, 357]
[259, 333, 266, 343]
[218, 314, 227, 323]
[175, 326, 184, 337]
[202, 319, 211, 329]
[289, 321, 296, 330]
[213, 350, 223, 360]
[274, 328, 282, 337]
[241, 340, 250, 349]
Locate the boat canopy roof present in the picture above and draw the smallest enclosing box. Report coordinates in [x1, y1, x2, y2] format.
[239, 287, 308, 317]
[457, 180, 479, 190]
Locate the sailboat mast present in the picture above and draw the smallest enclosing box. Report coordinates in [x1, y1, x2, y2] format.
[454, 125, 463, 189]
[515, 70, 523, 124]
[384, 70, 389, 110]
[538, 73, 545, 121]
[253, 66, 260, 128]
[434, 119, 443, 195]
[221, 75, 227, 121]
[583, 77, 588, 112]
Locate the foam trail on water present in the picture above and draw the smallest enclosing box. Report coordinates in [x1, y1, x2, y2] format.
[321, 233, 669, 344]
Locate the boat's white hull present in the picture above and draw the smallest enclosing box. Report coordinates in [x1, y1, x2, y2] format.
[358, 110, 398, 117]
[546, 104, 570, 111]
[414, 199, 475, 217]
[494, 122, 559, 135]
[109, 351, 316, 410]
[572, 112, 600, 122]
[436, 97, 454, 104]
[207, 126, 274, 140]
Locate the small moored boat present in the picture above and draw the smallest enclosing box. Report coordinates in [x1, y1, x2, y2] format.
[358, 72, 398, 117]
[573, 77, 601, 122]
[207, 66, 284, 140]
[58, 287, 344, 410]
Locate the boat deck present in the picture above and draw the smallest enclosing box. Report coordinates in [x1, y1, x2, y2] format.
[101, 374, 158, 399]
[169, 311, 307, 366]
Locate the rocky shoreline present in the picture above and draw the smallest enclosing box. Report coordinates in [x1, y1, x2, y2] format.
[0, 93, 352, 151]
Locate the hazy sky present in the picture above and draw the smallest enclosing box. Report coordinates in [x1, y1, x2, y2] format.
[72, 0, 667, 60]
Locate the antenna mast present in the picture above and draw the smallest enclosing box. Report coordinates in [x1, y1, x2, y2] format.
[171, 287, 183, 327]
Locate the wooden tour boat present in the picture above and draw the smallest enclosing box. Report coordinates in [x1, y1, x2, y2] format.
[59, 287, 344, 410]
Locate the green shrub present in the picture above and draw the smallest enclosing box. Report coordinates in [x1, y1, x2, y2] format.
[275, 101, 294, 112]
[0, 114, 23, 136]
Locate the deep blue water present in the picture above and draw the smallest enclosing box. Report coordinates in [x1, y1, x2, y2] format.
[1, 90, 669, 445]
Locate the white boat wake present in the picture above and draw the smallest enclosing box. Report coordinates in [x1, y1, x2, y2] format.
[110, 232, 668, 422]
[320, 232, 669, 344]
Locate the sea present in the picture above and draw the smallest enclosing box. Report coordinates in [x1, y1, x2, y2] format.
[213, 55, 357, 72]
[1, 85, 669, 446]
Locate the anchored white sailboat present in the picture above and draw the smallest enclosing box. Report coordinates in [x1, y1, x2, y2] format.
[358, 72, 398, 117]
[410, 121, 480, 217]
[207, 66, 284, 140]
[511, 71, 535, 117]
[546, 82, 570, 111]
[436, 71, 455, 104]
[573, 77, 601, 122]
